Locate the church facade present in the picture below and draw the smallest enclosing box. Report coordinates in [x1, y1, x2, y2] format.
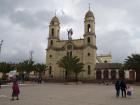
[45, 9, 97, 80]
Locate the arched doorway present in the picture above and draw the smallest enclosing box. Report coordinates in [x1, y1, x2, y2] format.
[103, 70, 109, 80]
[111, 70, 116, 80]
[96, 70, 101, 80]
[119, 70, 124, 79]
[129, 70, 135, 80]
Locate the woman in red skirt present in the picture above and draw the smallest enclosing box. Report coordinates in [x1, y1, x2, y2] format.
[12, 79, 20, 100]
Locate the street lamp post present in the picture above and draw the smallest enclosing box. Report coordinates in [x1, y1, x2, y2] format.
[0, 40, 3, 54]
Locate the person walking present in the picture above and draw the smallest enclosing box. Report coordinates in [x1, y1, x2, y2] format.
[0, 79, 1, 89]
[115, 80, 121, 97]
[38, 76, 42, 84]
[11, 78, 20, 100]
[120, 80, 127, 98]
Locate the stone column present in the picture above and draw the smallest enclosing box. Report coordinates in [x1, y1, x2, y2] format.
[101, 70, 104, 79]
[116, 69, 119, 79]
[108, 69, 111, 79]
[94, 70, 96, 80]
[135, 71, 136, 81]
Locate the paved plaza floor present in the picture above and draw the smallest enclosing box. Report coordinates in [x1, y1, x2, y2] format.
[0, 83, 140, 105]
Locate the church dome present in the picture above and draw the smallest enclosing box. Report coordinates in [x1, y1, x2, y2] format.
[51, 16, 59, 23]
[85, 10, 94, 18]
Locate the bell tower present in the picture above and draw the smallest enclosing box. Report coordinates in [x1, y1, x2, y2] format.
[84, 5, 96, 46]
[48, 15, 60, 47]
[83, 5, 97, 80]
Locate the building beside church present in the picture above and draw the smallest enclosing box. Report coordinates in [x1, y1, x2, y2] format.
[46, 8, 97, 80]
[96, 54, 112, 63]
[95, 63, 136, 81]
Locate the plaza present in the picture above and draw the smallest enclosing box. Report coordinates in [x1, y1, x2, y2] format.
[0, 83, 140, 105]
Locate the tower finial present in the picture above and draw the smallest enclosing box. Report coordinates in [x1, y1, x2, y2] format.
[89, 3, 90, 11]
[55, 9, 56, 16]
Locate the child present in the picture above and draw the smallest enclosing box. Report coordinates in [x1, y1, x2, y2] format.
[127, 85, 133, 97]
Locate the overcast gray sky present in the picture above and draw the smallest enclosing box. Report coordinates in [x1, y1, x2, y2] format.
[0, 0, 140, 63]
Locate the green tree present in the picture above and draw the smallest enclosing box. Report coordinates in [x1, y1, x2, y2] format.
[57, 56, 84, 82]
[34, 63, 46, 78]
[16, 62, 28, 82]
[17, 60, 34, 80]
[124, 54, 140, 81]
[0, 62, 13, 80]
[17, 62, 25, 74]
[57, 56, 72, 81]
[71, 56, 84, 82]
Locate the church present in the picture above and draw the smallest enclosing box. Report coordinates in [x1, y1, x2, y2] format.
[45, 7, 136, 82]
[46, 8, 97, 80]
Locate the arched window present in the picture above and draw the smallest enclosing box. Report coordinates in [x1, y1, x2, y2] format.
[67, 51, 72, 57]
[88, 53, 90, 56]
[70, 51, 72, 57]
[49, 66, 52, 75]
[87, 37, 90, 43]
[58, 29, 59, 35]
[49, 55, 52, 58]
[88, 65, 91, 75]
[51, 28, 54, 36]
[87, 24, 91, 32]
[67, 44, 73, 57]
[50, 40, 53, 46]
[67, 52, 69, 57]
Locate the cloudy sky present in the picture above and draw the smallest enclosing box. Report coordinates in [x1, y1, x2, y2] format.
[0, 0, 140, 63]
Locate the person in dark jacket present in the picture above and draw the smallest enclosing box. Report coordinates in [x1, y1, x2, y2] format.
[38, 76, 42, 84]
[0, 79, 1, 89]
[115, 80, 121, 97]
[120, 80, 127, 98]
